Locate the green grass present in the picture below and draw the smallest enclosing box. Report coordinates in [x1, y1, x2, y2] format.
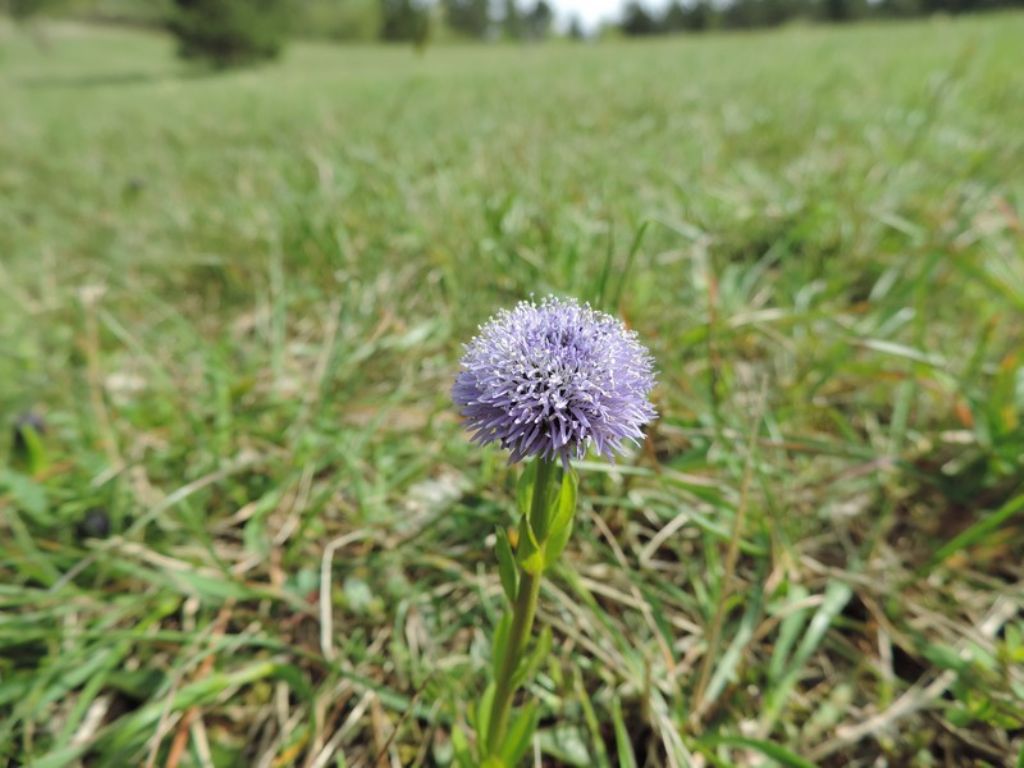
[2, 14, 1024, 767]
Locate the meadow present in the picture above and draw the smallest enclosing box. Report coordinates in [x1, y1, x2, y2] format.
[1, 13, 1023, 767]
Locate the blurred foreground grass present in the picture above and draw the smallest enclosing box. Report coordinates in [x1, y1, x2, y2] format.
[1, 14, 1023, 767]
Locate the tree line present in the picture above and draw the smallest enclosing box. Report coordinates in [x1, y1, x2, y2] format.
[377, 0, 556, 42]
[618, 0, 1024, 33]
[4, 0, 560, 42]
[4, 0, 561, 65]
[6, 0, 1023, 68]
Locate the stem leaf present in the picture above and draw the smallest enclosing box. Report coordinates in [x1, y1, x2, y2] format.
[516, 513, 545, 575]
[499, 701, 539, 766]
[496, 528, 519, 603]
[543, 469, 578, 567]
[451, 724, 476, 768]
[477, 681, 497, 754]
[516, 461, 538, 519]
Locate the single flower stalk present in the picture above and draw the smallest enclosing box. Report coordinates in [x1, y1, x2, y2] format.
[451, 296, 656, 766]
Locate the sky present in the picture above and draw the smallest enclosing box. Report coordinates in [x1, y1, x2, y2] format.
[550, 0, 631, 28]
[552, 0, 671, 28]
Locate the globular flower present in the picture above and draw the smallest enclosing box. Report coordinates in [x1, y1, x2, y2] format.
[453, 296, 657, 465]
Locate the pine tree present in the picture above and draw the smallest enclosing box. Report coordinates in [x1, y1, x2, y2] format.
[502, 0, 525, 38]
[621, 1, 659, 35]
[169, 0, 290, 68]
[443, 0, 491, 38]
[523, 0, 553, 39]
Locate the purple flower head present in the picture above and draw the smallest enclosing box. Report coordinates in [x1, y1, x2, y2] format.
[452, 296, 657, 466]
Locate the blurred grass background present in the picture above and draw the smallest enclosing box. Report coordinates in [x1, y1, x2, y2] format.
[1, 12, 1023, 767]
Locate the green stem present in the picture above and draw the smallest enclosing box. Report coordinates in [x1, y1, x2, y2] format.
[486, 458, 556, 755]
[486, 568, 541, 754]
